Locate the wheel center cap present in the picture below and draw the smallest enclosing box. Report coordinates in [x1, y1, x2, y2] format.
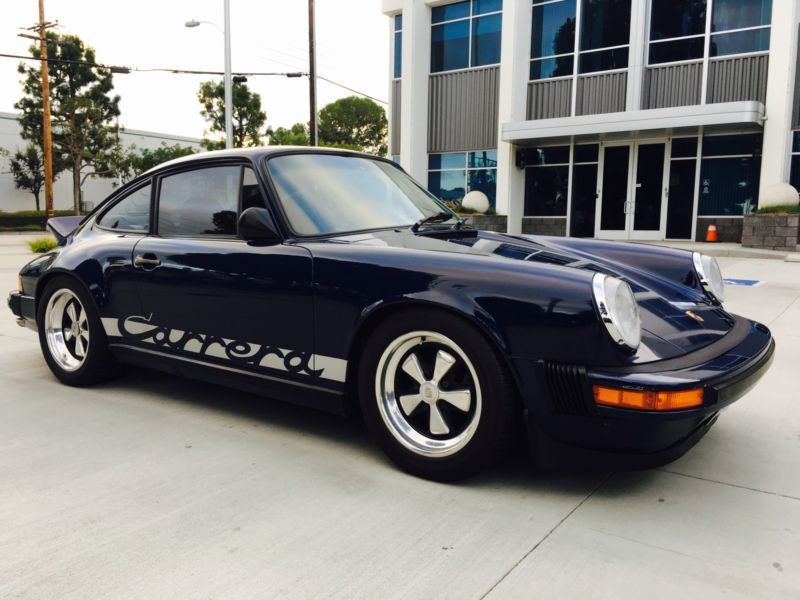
[420, 382, 439, 403]
[70, 324, 79, 337]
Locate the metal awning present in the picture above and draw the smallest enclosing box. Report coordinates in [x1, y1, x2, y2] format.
[502, 101, 765, 145]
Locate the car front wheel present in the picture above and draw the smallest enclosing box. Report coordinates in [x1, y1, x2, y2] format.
[37, 276, 118, 386]
[359, 309, 518, 481]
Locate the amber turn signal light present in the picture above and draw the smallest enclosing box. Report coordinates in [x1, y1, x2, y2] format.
[593, 386, 703, 411]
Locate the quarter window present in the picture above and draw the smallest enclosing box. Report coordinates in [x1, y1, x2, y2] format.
[428, 150, 498, 209]
[97, 183, 151, 232]
[158, 165, 241, 236]
[431, 0, 503, 73]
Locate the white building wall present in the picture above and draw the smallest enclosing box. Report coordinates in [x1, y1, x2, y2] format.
[0, 112, 201, 212]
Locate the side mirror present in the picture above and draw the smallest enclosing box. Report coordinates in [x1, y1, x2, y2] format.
[238, 207, 281, 243]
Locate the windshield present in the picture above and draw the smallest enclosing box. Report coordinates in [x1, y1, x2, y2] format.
[266, 153, 456, 236]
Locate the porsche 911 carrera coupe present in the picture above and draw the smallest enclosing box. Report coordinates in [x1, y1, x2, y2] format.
[7, 148, 774, 480]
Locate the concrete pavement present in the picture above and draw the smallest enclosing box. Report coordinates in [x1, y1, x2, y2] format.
[0, 234, 798, 599]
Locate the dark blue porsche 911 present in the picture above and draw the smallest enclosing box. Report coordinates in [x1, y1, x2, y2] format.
[7, 148, 774, 480]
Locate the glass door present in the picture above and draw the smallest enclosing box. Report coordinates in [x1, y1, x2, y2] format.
[630, 142, 667, 240]
[596, 141, 668, 240]
[596, 144, 632, 240]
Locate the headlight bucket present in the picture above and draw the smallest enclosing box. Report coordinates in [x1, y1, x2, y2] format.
[692, 252, 725, 303]
[592, 273, 642, 351]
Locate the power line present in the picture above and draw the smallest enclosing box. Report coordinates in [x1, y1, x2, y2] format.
[0, 51, 388, 104]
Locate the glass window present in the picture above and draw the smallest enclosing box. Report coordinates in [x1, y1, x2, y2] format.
[574, 143, 599, 163]
[241, 167, 266, 212]
[158, 166, 240, 236]
[98, 183, 151, 231]
[432, 1, 471, 24]
[711, 0, 772, 32]
[524, 165, 569, 216]
[431, 20, 470, 72]
[702, 134, 760, 157]
[579, 47, 628, 73]
[518, 145, 571, 167]
[710, 28, 770, 56]
[790, 132, 800, 193]
[698, 156, 760, 215]
[580, 0, 631, 51]
[650, 0, 706, 40]
[431, 0, 502, 73]
[530, 56, 574, 79]
[531, 0, 576, 59]
[793, 131, 800, 153]
[649, 37, 705, 64]
[394, 16, 403, 79]
[671, 137, 698, 158]
[268, 154, 453, 236]
[472, 14, 502, 66]
[428, 150, 498, 208]
[474, 0, 502, 15]
[569, 163, 598, 236]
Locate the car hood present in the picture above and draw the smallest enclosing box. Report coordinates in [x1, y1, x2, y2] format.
[319, 227, 734, 358]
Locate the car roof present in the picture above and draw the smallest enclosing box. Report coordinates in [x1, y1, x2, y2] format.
[145, 146, 377, 175]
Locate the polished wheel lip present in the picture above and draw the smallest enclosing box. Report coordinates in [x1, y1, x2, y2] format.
[44, 288, 89, 372]
[375, 330, 482, 458]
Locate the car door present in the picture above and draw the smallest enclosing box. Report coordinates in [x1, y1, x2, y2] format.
[127, 160, 322, 396]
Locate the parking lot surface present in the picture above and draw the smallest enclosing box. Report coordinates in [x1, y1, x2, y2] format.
[1, 233, 798, 599]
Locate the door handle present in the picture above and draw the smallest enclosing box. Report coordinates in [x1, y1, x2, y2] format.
[134, 254, 161, 268]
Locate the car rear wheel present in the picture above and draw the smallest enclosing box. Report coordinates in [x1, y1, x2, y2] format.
[359, 309, 518, 481]
[37, 277, 119, 386]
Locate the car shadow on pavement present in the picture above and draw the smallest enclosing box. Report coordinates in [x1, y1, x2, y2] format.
[95, 366, 643, 494]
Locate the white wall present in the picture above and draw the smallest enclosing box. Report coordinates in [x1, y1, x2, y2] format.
[0, 112, 201, 212]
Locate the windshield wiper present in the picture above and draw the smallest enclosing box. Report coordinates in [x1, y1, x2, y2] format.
[411, 211, 462, 233]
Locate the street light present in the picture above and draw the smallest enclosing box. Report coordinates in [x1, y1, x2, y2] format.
[185, 0, 233, 149]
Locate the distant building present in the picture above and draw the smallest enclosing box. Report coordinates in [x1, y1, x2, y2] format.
[383, 0, 799, 241]
[0, 111, 201, 212]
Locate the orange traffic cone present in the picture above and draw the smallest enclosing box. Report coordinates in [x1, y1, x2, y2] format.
[705, 224, 718, 242]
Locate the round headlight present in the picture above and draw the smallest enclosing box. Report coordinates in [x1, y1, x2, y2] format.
[592, 273, 642, 350]
[692, 252, 725, 302]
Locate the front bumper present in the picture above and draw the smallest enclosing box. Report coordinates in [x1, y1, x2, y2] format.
[520, 315, 774, 470]
[7, 291, 37, 331]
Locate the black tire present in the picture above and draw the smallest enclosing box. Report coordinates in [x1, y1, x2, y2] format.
[37, 276, 119, 386]
[358, 308, 519, 481]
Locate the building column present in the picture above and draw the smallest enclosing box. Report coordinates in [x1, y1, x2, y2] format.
[758, 1, 799, 205]
[626, 0, 647, 111]
[496, 0, 531, 234]
[399, 0, 430, 183]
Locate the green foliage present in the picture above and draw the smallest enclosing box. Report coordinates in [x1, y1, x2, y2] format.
[0, 210, 77, 217]
[318, 96, 388, 155]
[27, 236, 58, 253]
[198, 80, 267, 148]
[1, 144, 46, 210]
[15, 33, 121, 214]
[757, 204, 800, 214]
[108, 143, 197, 184]
[268, 122, 310, 146]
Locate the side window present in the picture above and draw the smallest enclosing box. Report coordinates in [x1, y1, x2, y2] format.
[241, 166, 266, 211]
[158, 165, 240, 236]
[97, 183, 151, 231]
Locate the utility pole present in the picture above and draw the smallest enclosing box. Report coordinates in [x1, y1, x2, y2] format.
[223, 0, 233, 149]
[27, 0, 56, 218]
[308, 0, 318, 146]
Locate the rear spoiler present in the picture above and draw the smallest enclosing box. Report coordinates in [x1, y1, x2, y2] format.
[47, 216, 85, 246]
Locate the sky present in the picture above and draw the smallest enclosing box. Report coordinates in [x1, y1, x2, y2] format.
[0, 0, 390, 140]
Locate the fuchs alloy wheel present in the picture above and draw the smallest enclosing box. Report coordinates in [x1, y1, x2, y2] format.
[359, 309, 518, 481]
[37, 277, 118, 386]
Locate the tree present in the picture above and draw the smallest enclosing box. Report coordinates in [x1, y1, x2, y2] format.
[198, 80, 267, 149]
[1, 144, 47, 210]
[268, 122, 309, 146]
[15, 33, 121, 214]
[318, 96, 388, 155]
[94, 141, 197, 186]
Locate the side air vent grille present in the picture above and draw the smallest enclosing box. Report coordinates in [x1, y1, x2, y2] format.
[543, 362, 591, 415]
